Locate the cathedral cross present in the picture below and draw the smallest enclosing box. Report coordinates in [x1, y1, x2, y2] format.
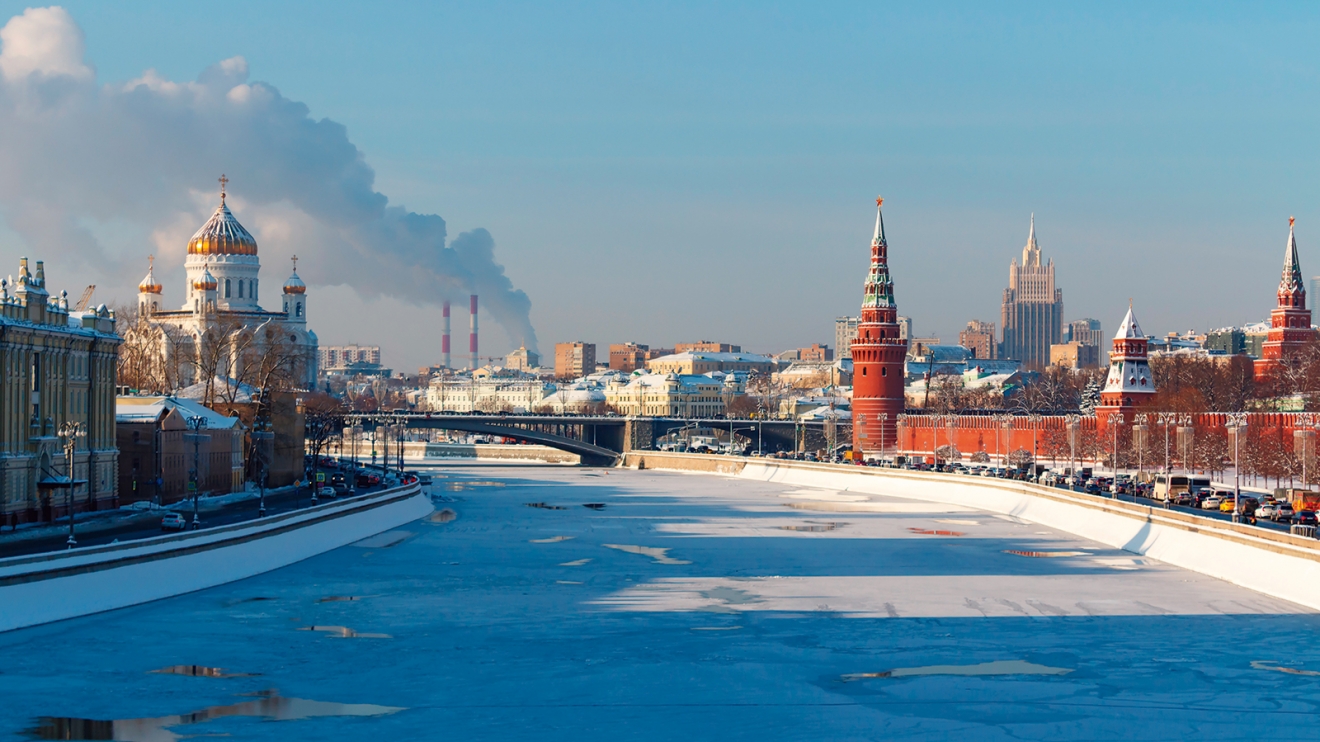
[219, 174, 228, 202]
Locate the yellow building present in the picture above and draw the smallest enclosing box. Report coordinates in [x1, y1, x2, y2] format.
[0, 258, 121, 526]
[604, 373, 743, 417]
[645, 351, 775, 376]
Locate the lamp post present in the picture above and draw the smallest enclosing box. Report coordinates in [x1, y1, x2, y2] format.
[1156, 412, 1175, 504]
[58, 421, 85, 549]
[1226, 412, 1248, 524]
[1065, 414, 1080, 488]
[350, 424, 363, 494]
[1294, 413, 1315, 492]
[1000, 415, 1013, 469]
[1132, 414, 1151, 501]
[184, 415, 209, 530]
[1028, 413, 1042, 475]
[878, 412, 889, 463]
[1110, 415, 1125, 497]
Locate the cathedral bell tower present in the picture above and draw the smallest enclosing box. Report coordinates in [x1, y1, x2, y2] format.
[850, 197, 906, 457]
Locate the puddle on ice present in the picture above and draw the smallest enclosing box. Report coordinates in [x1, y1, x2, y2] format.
[583, 503, 607, 510]
[1252, 660, 1320, 676]
[427, 509, 457, 524]
[558, 558, 592, 566]
[27, 690, 404, 742]
[556, 580, 583, 585]
[701, 587, 760, 605]
[526, 502, 568, 510]
[779, 521, 845, 532]
[1004, 549, 1089, 558]
[907, 527, 965, 537]
[842, 659, 1073, 681]
[691, 626, 743, 631]
[530, 536, 574, 543]
[150, 665, 258, 678]
[350, 531, 413, 548]
[603, 543, 691, 565]
[297, 625, 392, 639]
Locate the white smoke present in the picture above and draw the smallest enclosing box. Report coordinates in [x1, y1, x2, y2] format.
[0, 6, 537, 353]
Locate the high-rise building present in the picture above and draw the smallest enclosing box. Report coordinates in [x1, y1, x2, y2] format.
[850, 198, 905, 456]
[319, 344, 381, 369]
[897, 316, 913, 346]
[554, 342, 596, 379]
[1098, 303, 1156, 425]
[1067, 318, 1103, 348]
[1256, 217, 1314, 381]
[958, 320, 997, 360]
[834, 317, 859, 360]
[1000, 215, 1064, 368]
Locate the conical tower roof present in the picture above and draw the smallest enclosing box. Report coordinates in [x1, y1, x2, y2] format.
[1114, 302, 1144, 340]
[138, 255, 162, 294]
[1281, 216, 1304, 294]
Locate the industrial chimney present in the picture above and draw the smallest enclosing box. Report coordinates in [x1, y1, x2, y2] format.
[469, 294, 479, 370]
[442, 300, 451, 369]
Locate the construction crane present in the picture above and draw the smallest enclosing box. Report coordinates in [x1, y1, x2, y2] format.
[74, 285, 95, 312]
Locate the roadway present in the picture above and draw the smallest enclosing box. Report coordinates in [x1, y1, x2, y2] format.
[0, 477, 398, 559]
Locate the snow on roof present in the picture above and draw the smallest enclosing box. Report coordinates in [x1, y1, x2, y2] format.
[1114, 305, 1144, 340]
[115, 396, 242, 428]
[649, 351, 773, 364]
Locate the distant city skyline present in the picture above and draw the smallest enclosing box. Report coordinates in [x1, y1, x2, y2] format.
[1, 3, 1319, 370]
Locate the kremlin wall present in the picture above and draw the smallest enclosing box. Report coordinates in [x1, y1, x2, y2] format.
[852, 200, 1318, 468]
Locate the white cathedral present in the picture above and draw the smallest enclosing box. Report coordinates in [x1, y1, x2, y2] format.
[135, 177, 319, 389]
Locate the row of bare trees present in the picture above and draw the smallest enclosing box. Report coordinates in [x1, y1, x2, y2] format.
[116, 305, 307, 406]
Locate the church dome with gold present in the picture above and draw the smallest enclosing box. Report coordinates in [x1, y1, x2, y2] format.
[192, 264, 218, 291]
[283, 257, 306, 294]
[187, 186, 257, 256]
[138, 256, 163, 294]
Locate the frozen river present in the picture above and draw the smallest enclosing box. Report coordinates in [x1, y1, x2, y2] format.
[3, 464, 1319, 740]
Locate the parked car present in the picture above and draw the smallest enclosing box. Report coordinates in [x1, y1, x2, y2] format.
[161, 512, 188, 531]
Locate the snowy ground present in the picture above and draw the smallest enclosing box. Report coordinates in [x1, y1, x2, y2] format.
[2, 464, 1319, 740]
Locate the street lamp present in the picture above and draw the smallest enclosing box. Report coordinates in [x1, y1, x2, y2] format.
[58, 421, 85, 549]
[1226, 412, 1249, 524]
[999, 415, 1013, 469]
[1132, 413, 1149, 499]
[1028, 413, 1042, 473]
[1156, 412, 1176, 504]
[877, 412, 889, 463]
[1065, 414, 1080, 487]
[184, 415, 209, 530]
[1110, 415, 1125, 496]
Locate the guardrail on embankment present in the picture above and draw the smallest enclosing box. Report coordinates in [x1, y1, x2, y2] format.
[0, 481, 433, 633]
[625, 451, 1320, 611]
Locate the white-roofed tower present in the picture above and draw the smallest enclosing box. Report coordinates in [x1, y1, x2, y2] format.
[1255, 217, 1313, 383]
[1097, 302, 1155, 426]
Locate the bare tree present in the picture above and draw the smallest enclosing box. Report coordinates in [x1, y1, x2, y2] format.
[303, 392, 347, 496]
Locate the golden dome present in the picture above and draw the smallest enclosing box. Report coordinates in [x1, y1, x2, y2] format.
[138, 255, 163, 294]
[192, 265, 218, 291]
[187, 187, 257, 256]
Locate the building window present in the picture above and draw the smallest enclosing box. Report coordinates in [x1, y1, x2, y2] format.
[224, 279, 231, 298]
[238, 281, 244, 298]
[296, 302, 303, 317]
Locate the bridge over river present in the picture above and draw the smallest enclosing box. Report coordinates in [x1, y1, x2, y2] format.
[352, 414, 836, 466]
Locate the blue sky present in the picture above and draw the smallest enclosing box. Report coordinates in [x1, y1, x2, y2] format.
[0, 2, 1316, 367]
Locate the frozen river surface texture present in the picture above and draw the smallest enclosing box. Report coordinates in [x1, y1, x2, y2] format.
[2, 467, 1319, 740]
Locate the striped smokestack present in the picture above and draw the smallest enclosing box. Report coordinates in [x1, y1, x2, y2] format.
[442, 300, 451, 369]
[469, 294, 478, 370]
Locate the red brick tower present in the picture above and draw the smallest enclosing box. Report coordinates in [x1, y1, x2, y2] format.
[1096, 302, 1156, 426]
[850, 197, 906, 456]
[1255, 217, 1312, 382]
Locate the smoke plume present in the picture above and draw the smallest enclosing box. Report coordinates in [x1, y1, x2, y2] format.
[0, 6, 537, 353]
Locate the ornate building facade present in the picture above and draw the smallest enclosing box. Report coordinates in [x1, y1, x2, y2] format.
[134, 178, 318, 390]
[850, 198, 905, 456]
[0, 258, 120, 526]
[1000, 215, 1064, 367]
[1097, 303, 1156, 426]
[1255, 217, 1313, 382]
